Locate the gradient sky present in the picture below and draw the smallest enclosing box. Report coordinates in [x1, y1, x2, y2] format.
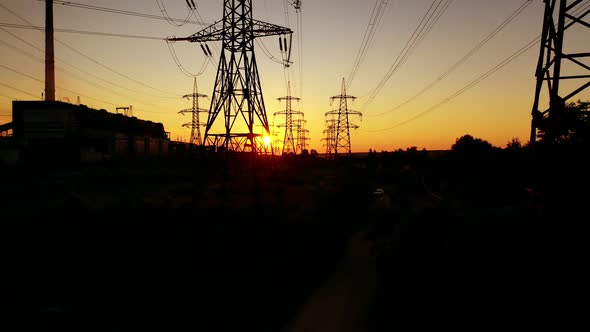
[1, 0, 588, 152]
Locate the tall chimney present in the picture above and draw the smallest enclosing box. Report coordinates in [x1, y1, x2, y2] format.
[45, 0, 55, 101]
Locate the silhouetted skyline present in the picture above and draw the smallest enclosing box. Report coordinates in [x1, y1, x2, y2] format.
[1, 0, 587, 151]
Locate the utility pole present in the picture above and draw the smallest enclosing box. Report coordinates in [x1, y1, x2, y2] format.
[530, 0, 590, 150]
[325, 78, 362, 156]
[179, 78, 208, 146]
[167, 0, 292, 153]
[274, 83, 303, 155]
[45, 0, 55, 101]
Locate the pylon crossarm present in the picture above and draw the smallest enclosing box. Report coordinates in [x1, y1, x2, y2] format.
[167, 20, 224, 42]
[252, 19, 292, 38]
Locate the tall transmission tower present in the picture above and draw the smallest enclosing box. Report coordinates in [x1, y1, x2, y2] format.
[274, 84, 303, 155]
[167, 0, 293, 153]
[530, 0, 590, 150]
[322, 119, 337, 157]
[325, 78, 362, 156]
[179, 78, 208, 145]
[294, 118, 310, 152]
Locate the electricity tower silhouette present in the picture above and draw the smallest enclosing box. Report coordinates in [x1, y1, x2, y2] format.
[167, 0, 292, 153]
[179, 78, 208, 146]
[294, 118, 310, 153]
[274, 83, 303, 155]
[324, 78, 362, 157]
[530, 0, 590, 150]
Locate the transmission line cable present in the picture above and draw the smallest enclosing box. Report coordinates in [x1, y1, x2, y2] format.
[346, 0, 389, 91]
[365, 0, 590, 131]
[366, 36, 541, 132]
[366, 0, 533, 117]
[0, 3, 181, 96]
[0, 27, 178, 99]
[166, 39, 211, 77]
[0, 22, 165, 40]
[359, 0, 454, 113]
[0, 39, 171, 110]
[0, 82, 40, 99]
[155, 0, 194, 27]
[36, 0, 208, 26]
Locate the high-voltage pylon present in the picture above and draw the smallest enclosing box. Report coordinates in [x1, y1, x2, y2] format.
[322, 119, 337, 156]
[179, 77, 208, 146]
[530, 0, 590, 150]
[324, 78, 362, 156]
[293, 118, 310, 152]
[274, 84, 303, 155]
[167, 0, 293, 153]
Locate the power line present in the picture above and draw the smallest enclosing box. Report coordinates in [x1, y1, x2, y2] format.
[0, 22, 165, 40]
[155, 0, 194, 27]
[366, 0, 533, 117]
[365, 36, 541, 133]
[346, 0, 389, 90]
[0, 38, 170, 110]
[365, 0, 590, 132]
[0, 82, 41, 99]
[359, 0, 454, 113]
[0, 3, 181, 96]
[0, 27, 179, 99]
[36, 0, 208, 26]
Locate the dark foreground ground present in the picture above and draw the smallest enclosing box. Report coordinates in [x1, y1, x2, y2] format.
[0, 151, 585, 331]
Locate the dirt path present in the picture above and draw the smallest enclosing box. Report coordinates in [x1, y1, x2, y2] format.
[280, 231, 378, 332]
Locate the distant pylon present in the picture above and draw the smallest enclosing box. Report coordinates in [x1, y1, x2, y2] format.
[325, 78, 362, 156]
[274, 83, 303, 155]
[179, 78, 208, 146]
[322, 119, 337, 156]
[293, 118, 310, 152]
[167, 0, 293, 153]
[529, 0, 590, 150]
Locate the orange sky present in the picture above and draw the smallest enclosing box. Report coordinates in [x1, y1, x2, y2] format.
[1, 0, 588, 152]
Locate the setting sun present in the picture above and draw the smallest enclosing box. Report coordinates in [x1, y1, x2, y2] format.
[263, 135, 271, 148]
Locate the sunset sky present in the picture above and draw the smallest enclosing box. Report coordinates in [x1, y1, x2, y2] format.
[1, 0, 588, 152]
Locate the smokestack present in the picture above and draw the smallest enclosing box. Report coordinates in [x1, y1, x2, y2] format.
[45, 0, 55, 101]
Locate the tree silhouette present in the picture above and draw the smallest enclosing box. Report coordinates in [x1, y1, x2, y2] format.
[537, 100, 590, 147]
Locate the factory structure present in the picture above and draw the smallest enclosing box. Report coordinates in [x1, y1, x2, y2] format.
[0, 101, 171, 165]
[0, 0, 175, 165]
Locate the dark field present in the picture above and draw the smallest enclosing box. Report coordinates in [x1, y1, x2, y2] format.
[1, 150, 584, 331]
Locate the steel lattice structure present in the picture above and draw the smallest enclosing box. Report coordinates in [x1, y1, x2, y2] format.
[168, 0, 292, 153]
[274, 84, 303, 155]
[530, 0, 590, 149]
[178, 78, 208, 146]
[293, 118, 310, 153]
[324, 78, 362, 156]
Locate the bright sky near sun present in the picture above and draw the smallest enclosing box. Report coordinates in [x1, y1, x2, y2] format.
[0, 0, 588, 152]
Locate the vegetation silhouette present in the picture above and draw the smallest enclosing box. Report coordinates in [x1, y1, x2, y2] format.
[2, 102, 587, 331]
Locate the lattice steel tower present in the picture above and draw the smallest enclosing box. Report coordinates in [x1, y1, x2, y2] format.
[325, 78, 362, 156]
[530, 0, 590, 150]
[179, 77, 208, 146]
[274, 84, 303, 155]
[294, 118, 310, 152]
[168, 0, 292, 153]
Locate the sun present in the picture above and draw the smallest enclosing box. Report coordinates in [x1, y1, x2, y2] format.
[263, 135, 271, 148]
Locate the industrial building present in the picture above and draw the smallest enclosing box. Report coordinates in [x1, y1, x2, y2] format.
[0, 101, 170, 164]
